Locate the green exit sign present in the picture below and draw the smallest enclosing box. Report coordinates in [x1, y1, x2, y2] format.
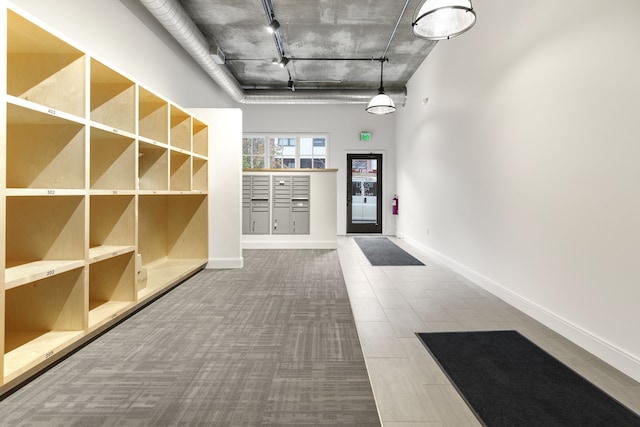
[360, 132, 371, 141]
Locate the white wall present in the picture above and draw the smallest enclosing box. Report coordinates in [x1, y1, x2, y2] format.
[8, 0, 235, 108]
[241, 104, 397, 235]
[191, 109, 243, 269]
[396, 0, 640, 380]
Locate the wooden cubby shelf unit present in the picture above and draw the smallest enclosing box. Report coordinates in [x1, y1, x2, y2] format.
[192, 157, 208, 192]
[137, 194, 208, 301]
[193, 118, 208, 157]
[90, 127, 136, 191]
[170, 150, 191, 191]
[4, 268, 85, 382]
[89, 195, 135, 263]
[7, 103, 85, 190]
[138, 87, 168, 144]
[2, 5, 210, 394]
[170, 105, 191, 151]
[138, 141, 169, 191]
[6, 9, 85, 118]
[90, 58, 135, 133]
[5, 196, 85, 289]
[88, 252, 136, 331]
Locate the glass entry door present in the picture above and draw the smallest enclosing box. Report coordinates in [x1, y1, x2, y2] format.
[347, 153, 382, 233]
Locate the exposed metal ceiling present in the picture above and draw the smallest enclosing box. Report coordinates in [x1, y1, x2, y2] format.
[141, 0, 436, 103]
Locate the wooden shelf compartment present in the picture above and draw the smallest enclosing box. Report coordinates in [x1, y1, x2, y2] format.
[0, 288, 3, 384]
[88, 252, 136, 331]
[137, 258, 205, 302]
[192, 157, 208, 192]
[6, 9, 85, 118]
[137, 194, 208, 298]
[170, 150, 191, 191]
[5, 196, 85, 288]
[6, 103, 85, 190]
[138, 87, 168, 144]
[90, 59, 135, 133]
[170, 105, 191, 151]
[4, 268, 85, 382]
[138, 141, 169, 191]
[90, 127, 135, 190]
[89, 195, 135, 263]
[192, 117, 208, 157]
[5, 259, 85, 291]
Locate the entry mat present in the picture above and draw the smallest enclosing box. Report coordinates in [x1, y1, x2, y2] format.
[417, 330, 640, 426]
[353, 237, 424, 266]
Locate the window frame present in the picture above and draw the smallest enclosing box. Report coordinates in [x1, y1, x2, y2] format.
[242, 136, 267, 169]
[243, 133, 329, 169]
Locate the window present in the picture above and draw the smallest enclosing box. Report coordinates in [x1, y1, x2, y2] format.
[243, 134, 328, 169]
[270, 137, 297, 168]
[300, 137, 326, 169]
[242, 136, 266, 169]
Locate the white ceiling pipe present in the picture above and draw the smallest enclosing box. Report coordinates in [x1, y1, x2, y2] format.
[138, 0, 406, 105]
[243, 89, 406, 105]
[139, 0, 245, 102]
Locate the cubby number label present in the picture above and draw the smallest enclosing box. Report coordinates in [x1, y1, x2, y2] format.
[112, 128, 119, 134]
[46, 269, 55, 277]
[47, 189, 55, 195]
[45, 350, 54, 359]
[47, 108, 57, 116]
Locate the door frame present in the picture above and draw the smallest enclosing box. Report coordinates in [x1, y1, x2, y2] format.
[346, 152, 383, 234]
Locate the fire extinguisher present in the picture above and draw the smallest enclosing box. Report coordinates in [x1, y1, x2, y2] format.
[392, 195, 399, 215]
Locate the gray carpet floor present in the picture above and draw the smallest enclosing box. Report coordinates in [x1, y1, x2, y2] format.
[0, 249, 380, 426]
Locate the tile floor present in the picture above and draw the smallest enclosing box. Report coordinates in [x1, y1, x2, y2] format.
[336, 236, 640, 426]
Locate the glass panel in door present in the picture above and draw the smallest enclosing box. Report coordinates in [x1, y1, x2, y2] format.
[347, 153, 382, 233]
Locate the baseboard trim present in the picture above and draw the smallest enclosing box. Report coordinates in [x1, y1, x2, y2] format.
[205, 257, 244, 269]
[398, 233, 640, 383]
[242, 240, 338, 250]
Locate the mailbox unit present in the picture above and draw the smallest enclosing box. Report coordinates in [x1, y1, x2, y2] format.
[272, 175, 310, 235]
[242, 175, 270, 234]
[242, 174, 310, 235]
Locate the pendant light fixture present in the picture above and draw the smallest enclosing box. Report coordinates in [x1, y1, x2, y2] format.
[366, 59, 396, 115]
[412, 0, 476, 40]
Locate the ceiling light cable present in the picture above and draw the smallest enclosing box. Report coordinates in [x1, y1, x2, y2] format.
[365, 0, 408, 115]
[366, 58, 396, 115]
